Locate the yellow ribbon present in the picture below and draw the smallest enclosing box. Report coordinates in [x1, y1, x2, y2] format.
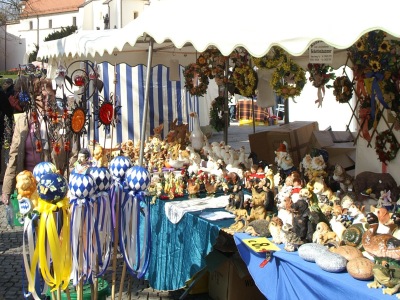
[30, 198, 72, 292]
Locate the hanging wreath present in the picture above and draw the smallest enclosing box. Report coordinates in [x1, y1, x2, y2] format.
[197, 48, 227, 80]
[375, 129, 399, 164]
[333, 76, 354, 103]
[232, 65, 258, 97]
[271, 59, 306, 100]
[183, 63, 210, 97]
[209, 96, 225, 132]
[253, 46, 287, 69]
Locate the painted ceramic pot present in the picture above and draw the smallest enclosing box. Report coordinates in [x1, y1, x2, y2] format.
[33, 161, 57, 182]
[125, 166, 151, 192]
[37, 173, 68, 203]
[109, 156, 133, 181]
[88, 166, 112, 192]
[68, 172, 96, 199]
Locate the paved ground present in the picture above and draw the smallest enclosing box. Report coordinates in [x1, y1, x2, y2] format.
[0, 122, 271, 300]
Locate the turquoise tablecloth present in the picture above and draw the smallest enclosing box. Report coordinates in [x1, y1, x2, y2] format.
[145, 195, 234, 290]
[234, 232, 398, 300]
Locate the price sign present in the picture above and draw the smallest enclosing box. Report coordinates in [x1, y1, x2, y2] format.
[242, 237, 280, 253]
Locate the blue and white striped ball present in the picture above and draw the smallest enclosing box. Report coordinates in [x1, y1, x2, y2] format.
[33, 161, 57, 182]
[88, 166, 112, 191]
[109, 156, 133, 181]
[37, 173, 68, 203]
[125, 166, 151, 192]
[69, 172, 96, 199]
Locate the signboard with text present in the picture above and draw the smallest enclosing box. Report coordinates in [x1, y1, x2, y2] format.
[309, 41, 334, 64]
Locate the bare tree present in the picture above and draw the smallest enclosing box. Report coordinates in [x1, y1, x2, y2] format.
[0, 0, 21, 22]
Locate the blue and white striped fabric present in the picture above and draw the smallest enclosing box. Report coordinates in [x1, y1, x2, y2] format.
[85, 62, 202, 147]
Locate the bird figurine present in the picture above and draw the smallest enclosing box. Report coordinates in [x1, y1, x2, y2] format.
[268, 216, 284, 244]
[281, 223, 304, 252]
[362, 222, 400, 260]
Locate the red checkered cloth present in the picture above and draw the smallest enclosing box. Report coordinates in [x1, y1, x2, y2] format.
[237, 100, 270, 122]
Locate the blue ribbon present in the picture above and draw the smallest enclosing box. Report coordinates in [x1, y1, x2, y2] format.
[366, 71, 389, 121]
[119, 189, 151, 278]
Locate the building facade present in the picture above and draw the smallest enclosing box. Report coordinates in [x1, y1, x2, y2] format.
[1, 0, 149, 71]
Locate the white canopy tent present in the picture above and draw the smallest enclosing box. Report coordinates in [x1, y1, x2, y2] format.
[37, 0, 400, 178]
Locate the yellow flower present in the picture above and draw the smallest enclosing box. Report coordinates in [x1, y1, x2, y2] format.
[379, 40, 391, 52]
[369, 60, 381, 72]
[356, 40, 365, 51]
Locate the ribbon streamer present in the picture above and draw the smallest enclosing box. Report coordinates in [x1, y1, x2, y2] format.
[119, 189, 151, 278]
[359, 108, 372, 142]
[92, 191, 112, 277]
[315, 85, 325, 108]
[70, 197, 95, 286]
[22, 214, 43, 300]
[365, 72, 389, 121]
[31, 198, 71, 292]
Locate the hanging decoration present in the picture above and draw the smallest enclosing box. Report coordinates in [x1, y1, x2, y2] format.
[119, 166, 151, 278]
[197, 47, 227, 85]
[348, 30, 393, 123]
[209, 96, 225, 132]
[183, 63, 210, 97]
[252, 46, 287, 69]
[375, 129, 400, 164]
[232, 65, 258, 97]
[333, 76, 354, 104]
[271, 59, 306, 100]
[307, 63, 336, 107]
[32, 173, 71, 292]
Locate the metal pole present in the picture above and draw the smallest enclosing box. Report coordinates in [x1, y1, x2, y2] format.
[4, 24, 6, 70]
[138, 38, 154, 167]
[223, 59, 229, 145]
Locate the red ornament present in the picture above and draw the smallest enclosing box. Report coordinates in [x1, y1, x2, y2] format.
[64, 140, 70, 152]
[53, 142, 61, 155]
[36, 140, 42, 153]
[74, 75, 86, 87]
[99, 102, 114, 126]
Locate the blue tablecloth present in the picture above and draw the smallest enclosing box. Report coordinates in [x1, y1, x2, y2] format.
[234, 232, 397, 300]
[145, 196, 234, 290]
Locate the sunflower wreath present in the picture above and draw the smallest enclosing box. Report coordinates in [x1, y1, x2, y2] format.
[232, 65, 258, 97]
[209, 96, 225, 132]
[271, 59, 306, 100]
[333, 76, 354, 103]
[375, 129, 399, 164]
[183, 63, 210, 97]
[253, 46, 287, 69]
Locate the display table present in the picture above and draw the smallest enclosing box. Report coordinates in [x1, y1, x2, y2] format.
[145, 194, 235, 291]
[236, 99, 271, 125]
[234, 233, 397, 300]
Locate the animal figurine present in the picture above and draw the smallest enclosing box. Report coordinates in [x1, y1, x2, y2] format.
[268, 216, 284, 244]
[332, 164, 354, 194]
[362, 222, 400, 260]
[291, 199, 314, 243]
[228, 209, 249, 232]
[245, 219, 271, 237]
[312, 222, 338, 245]
[281, 223, 304, 252]
[276, 186, 294, 226]
[377, 190, 395, 212]
[16, 170, 39, 209]
[368, 261, 400, 297]
[92, 144, 109, 167]
[347, 204, 366, 224]
[353, 171, 400, 202]
[247, 178, 272, 222]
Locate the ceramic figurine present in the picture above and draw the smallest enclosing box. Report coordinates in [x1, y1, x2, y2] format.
[268, 216, 284, 244]
[245, 219, 271, 237]
[362, 222, 400, 260]
[291, 199, 314, 243]
[281, 223, 304, 252]
[189, 112, 204, 151]
[368, 262, 400, 297]
[312, 222, 338, 245]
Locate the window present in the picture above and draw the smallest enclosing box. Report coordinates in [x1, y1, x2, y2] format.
[29, 21, 33, 30]
[49, 19, 52, 29]
[73, 17, 76, 26]
[133, 11, 139, 19]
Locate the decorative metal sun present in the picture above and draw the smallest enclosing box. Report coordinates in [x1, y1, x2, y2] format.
[94, 93, 121, 131]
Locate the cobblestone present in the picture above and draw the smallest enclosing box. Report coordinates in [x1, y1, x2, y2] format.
[0, 202, 212, 300]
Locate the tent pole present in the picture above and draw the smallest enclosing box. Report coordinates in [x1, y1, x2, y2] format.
[223, 60, 229, 145]
[138, 38, 154, 167]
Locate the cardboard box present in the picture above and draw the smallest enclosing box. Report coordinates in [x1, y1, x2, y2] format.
[208, 254, 265, 300]
[249, 121, 319, 167]
[310, 130, 356, 175]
